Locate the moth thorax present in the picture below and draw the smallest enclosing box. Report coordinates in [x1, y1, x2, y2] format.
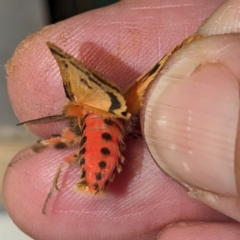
[63, 102, 86, 118]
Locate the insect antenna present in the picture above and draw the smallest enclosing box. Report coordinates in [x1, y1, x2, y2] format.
[16, 114, 66, 126]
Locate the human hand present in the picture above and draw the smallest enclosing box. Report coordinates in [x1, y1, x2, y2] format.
[4, 0, 239, 239]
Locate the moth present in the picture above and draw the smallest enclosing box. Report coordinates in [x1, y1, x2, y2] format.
[18, 34, 202, 214]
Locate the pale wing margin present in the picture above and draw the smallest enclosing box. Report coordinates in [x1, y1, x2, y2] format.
[124, 34, 203, 116]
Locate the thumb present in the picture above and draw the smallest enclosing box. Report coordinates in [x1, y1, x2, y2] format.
[143, 0, 240, 221]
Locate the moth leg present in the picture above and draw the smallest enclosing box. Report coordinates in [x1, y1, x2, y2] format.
[129, 130, 142, 139]
[126, 116, 142, 139]
[42, 150, 80, 214]
[33, 128, 80, 152]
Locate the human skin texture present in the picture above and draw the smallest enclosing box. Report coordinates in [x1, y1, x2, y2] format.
[4, 0, 240, 239]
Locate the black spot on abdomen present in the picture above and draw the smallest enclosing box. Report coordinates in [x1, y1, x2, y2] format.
[80, 136, 87, 147]
[95, 172, 102, 180]
[104, 119, 113, 126]
[79, 147, 86, 155]
[98, 161, 107, 169]
[81, 169, 86, 178]
[101, 147, 110, 156]
[101, 132, 112, 141]
[79, 158, 85, 166]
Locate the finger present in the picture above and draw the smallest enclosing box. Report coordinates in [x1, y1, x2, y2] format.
[144, 0, 240, 221]
[158, 222, 240, 240]
[7, 0, 224, 138]
[3, 140, 228, 240]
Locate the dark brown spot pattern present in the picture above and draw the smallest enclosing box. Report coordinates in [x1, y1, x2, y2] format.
[101, 147, 110, 156]
[98, 161, 107, 169]
[101, 132, 112, 141]
[79, 158, 85, 166]
[81, 169, 86, 178]
[79, 147, 86, 155]
[80, 136, 87, 147]
[104, 119, 113, 126]
[95, 172, 102, 180]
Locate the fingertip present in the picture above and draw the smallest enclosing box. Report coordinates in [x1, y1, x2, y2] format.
[143, 34, 240, 210]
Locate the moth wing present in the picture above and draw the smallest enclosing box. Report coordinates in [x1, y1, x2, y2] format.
[124, 34, 203, 115]
[47, 42, 130, 119]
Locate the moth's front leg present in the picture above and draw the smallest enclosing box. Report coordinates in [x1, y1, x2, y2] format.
[32, 127, 81, 152]
[42, 149, 81, 214]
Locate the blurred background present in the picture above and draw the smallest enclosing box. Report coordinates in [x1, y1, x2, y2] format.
[0, 0, 118, 239]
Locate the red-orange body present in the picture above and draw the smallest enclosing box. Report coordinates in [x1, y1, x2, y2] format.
[76, 114, 125, 193]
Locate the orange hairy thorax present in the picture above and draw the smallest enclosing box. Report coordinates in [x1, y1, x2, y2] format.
[16, 34, 203, 214]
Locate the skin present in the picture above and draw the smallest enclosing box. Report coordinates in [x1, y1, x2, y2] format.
[3, 0, 240, 239]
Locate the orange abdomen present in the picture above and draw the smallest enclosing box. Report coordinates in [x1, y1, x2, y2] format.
[76, 114, 125, 193]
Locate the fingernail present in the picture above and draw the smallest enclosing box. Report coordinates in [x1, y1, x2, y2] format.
[188, 188, 240, 222]
[198, 0, 240, 35]
[144, 61, 238, 197]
